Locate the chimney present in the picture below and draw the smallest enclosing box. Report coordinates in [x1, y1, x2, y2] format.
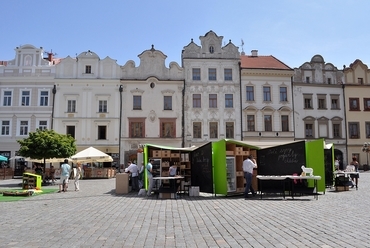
[251, 50, 258, 57]
[48, 52, 53, 62]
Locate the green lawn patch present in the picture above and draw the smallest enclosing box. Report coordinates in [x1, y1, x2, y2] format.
[0, 188, 58, 202]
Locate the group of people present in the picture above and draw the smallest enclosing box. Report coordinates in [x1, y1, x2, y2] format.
[57, 159, 82, 193]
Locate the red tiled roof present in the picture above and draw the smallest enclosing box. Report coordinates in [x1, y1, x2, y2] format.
[240, 55, 291, 70]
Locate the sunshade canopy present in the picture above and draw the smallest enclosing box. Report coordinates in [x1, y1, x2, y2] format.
[71, 147, 113, 163]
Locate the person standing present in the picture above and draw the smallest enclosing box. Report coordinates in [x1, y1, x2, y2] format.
[349, 156, 359, 189]
[74, 162, 82, 191]
[58, 159, 71, 193]
[243, 155, 257, 199]
[146, 159, 154, 196]
[138, 162, 145, 189]
[125, 161, 139, 191]
[50, 165, 56, 185]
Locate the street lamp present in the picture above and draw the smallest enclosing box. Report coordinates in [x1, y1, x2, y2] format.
[362, 142, 369, 171]
[118, 85, 123, 173]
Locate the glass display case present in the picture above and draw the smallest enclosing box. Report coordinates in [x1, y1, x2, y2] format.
[226, 157, 236, 192]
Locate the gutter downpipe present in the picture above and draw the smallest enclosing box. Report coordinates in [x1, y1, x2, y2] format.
[51, 85, 57, 129]
[239, 61, 243, 141]
[182, 80, 185, 147]
[291, 77, 296, 140]
[342, 83, 348, 164]
[118, 84, 123, 173]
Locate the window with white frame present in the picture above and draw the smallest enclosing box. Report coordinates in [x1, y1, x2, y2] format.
[19, 121, 29, 135]
[193, 122, 201, 139]
[263, 86, 271, 102]
[192, 68, 201, 81]
[193, 94, 201, 108]
[99, 100, 108, 113]
[164, 96, 172, 110]
[226, 122, 234, 139]
[318, 94, 327, 109]
[264, 115, 272, 131]
[304, 94, 313, 109]
[40, 90, 49, 106]
[3, 91, 12, 106]
[246, 86, 254, 101]
[209, 122, 218, 139]
[66, 126, 75, 138]
[304, 117, 315, 138]
[224, 69, 232, 81]
[1, 120, 10, 135]
[331, 95, 340, 109]
[38, 120, 48, 130]
[366, 122, 370, 138]
[67, 100, 76, 113]
[208, 68, 217, 81]
[85, 65, 92, 74]
[281, 115, 289, 131]
[209, 94, 217, 108]
[333, 123, 341, 138]
[133, 95, 142, 110]
[225, 94, 233, 108]
[280, 87, 288, 102]
[21, 90, 30, 106]
[247, 115, 255, 131]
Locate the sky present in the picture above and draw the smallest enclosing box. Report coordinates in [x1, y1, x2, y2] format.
[1, 0, 370, 69]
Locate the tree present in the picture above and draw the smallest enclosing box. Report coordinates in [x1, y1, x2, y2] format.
[17, 129, 76, 163]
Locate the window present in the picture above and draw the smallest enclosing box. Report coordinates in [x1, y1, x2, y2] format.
[318, 95, 326, 109]
[348, 122, 359, 139]
[226, 122, 234, 139]
[209, 122, 218, 139]
[38, 120, 47, 130]
[66, 126, 75, 139]
[281, 115, 289, 132]
[20, 121, 28, 135]
[209, 46, 214, 53]
[305, 124, 313, 137]
[264, 115, 272, 131]
[160, 118, 176, 138]
[40, 91, 49, 106]
[98, 126, 107, 140]
[193, 94, 201, 108]
[193, 122, 201, 139]
[224, 69, 232, 81]
[67, 100, 76, 113]
[85, 65, 92, 74]
[129, 118, 145, 138]
[164, 96, 172, 110]
[327, 78, 332, 84]
[246, 86, 254, 101]
[3, 91, 12, 106]
[366, 122, 370, 138]
[333, 123, 341, 138]
[349, 98, 360, 111]
[331, 96, 339, 109]
[358, 78, 363, 84]
[192, 68, 201, 81]
[225, 94, 233, 108]
[306, 77, 310, 83]
[1, 120, 10, 135]
[209, 94, 217, 108]
[263, 86, 271, 102]
[280, 87, 287, 102]
[304, 95, 313, 109]
[98, 100, 107, 113]
[208, 68, 216, 81]
[247, 115, 255, 131]
[21, 90, 30, 106]
[133, 96, 142, 110]
[364, 98, 370, 111]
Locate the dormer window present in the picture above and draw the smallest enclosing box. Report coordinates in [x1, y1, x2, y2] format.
[85, 65, 92, 74]
[209, 46, 214, 54]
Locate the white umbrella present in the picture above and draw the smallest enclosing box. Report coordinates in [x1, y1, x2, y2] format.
[9, 156, 25, 160]
[71, 147, 113, 163]
[25, 157, 72, 163]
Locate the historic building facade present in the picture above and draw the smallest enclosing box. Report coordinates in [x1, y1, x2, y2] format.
[292, 55, 346, 163]
[240, 50, 294, 141]
[182, 31, 241, 147]
[343, 59, 370, 167]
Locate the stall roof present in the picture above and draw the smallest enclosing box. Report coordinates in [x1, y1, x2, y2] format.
[144, 142, 210, 152]
[224, 139, 303, 149]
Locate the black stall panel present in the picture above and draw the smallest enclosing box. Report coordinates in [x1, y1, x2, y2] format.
[191, 143, 213, 194]
[257, 141, 306, 176]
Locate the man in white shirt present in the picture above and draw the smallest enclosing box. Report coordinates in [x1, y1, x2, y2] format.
[125, 161, 139, 191]
[243, 155, 257, 199]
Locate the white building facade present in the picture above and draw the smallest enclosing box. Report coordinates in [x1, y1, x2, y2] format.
[0, 44, 56, 173]
[182, 31, 241, 146]
[292, 55, 346, 164]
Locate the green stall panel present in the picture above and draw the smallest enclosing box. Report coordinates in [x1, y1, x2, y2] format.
[212, 139, 228, 195]
[305, 139, 325, 192]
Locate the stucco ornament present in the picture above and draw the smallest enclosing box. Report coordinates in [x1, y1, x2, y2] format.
[149, 110, 156, 122]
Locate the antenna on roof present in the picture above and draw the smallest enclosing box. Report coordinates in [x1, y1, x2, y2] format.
[240, 39, 245, 53]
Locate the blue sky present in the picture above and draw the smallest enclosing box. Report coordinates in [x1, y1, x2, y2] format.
[1, 0, 369, 69]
